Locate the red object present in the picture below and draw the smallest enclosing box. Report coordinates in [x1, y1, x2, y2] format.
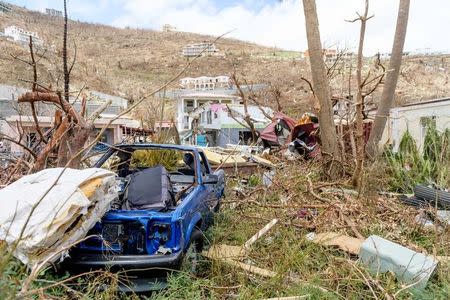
[339, 122, 373, 153]
[260, 112, 296, 143]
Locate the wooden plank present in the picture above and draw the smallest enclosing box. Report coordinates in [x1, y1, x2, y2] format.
[244, 219, 278, 250]
[307, 232, 364, 255]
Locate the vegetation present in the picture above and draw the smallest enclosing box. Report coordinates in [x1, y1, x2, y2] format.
[131, 149, 182, 171]
[385, 127, 450, 192]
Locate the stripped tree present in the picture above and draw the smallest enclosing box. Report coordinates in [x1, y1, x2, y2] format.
[228, 73, 260, 143]
[349, 0, 372, 189]
[13, 0, 110, 171]
[302, 0, 341, 178]
[366, 0, 410, 157]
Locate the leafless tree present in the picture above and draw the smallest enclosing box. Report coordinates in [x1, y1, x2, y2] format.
[2, 0, 109, 172]
[366, 0, 410, 157]
[349, 0, 372, 189]
[229, 73, 259, 142]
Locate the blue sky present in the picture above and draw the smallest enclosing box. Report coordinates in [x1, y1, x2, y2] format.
[5, 0, 450, 54]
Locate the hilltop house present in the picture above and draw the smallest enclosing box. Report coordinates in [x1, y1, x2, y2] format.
[0, 1, 11, 13]
[0, 84, 143, 155]
[182, 42, 219, 57]
[303, 48, 338, 61]
[4, 25, 43, 46]
[382, 97, 450, 152]
[175, 91, 240, 132]
[45, 8, 62, 17]
[162, 24, 176, 32]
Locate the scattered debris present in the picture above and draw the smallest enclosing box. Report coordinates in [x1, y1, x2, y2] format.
[306, 232, 439, 289]
[244, 219, 278, 250]
[306, 232, 363, 255]
[401, 185, 450, 209]
[203, 219, 278, 278]
[260, 112, 296, 148]
[414, 212, 436, 229]
[262, 170, 275, 187]
[204, 147, 275, 175]
[436, 210, 450, 225]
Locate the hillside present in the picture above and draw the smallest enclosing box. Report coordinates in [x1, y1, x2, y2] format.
[0, 3, 449, 119]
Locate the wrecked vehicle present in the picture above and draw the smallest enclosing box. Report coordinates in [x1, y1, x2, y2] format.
[64, 144, 225, 290]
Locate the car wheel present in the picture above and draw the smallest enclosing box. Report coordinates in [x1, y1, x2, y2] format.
[213, 189, 224, 212]
[213, 200, 221, 213]
[183, 229, 204, 273]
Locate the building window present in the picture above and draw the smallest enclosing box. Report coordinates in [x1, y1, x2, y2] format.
[420, 116, 436, 140]
[201, 112, 205, 123]
[183, 116, 190, 129]
[184, 99, 194, 113]
[239, 131, 253, 144]
[207, 111, 212, 124]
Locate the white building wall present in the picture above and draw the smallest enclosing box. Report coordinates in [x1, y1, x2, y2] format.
[176, 96, 239, 133]
[179, 76, 230, 90]
[4, 26, 43, 46]
[383, 100, 450, 152]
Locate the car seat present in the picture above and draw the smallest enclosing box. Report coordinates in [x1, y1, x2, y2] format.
[123, 165, 175, 211]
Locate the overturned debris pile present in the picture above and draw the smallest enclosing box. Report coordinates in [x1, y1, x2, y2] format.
[0, 168, 117, 269]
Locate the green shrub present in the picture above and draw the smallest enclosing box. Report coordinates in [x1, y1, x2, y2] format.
[131, 149, 181, 171]
[385, 127, 450, 193]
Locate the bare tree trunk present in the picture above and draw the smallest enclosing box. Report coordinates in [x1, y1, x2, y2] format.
[352, 0, 370, 189]
[63, 0, 69, 103]
[349, 125, 357, 162]
[366, 0, 410, 157]
[231, 73, 259, 143]
[337, 123, 346, 161]
[302, 0, 340, 178]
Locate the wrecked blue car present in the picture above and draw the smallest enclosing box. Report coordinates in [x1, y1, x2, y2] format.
[65, 144, 225, 290]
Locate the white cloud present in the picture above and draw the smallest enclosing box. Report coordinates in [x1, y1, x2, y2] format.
[110, 0, 450, 55]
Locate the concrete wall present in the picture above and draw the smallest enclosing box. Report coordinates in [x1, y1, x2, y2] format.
[384, 99, 450, 152]
[216, 128, 256, 147]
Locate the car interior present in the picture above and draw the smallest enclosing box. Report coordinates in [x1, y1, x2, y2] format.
[101, 148, 206, 211]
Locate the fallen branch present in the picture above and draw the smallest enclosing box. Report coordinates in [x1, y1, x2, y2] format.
[306, 174, 331, 203]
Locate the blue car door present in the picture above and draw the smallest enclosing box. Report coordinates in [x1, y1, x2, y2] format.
[198, 152, 218, 214]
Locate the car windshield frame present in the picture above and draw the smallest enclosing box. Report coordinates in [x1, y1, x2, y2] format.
[95, 144, 201, 185]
